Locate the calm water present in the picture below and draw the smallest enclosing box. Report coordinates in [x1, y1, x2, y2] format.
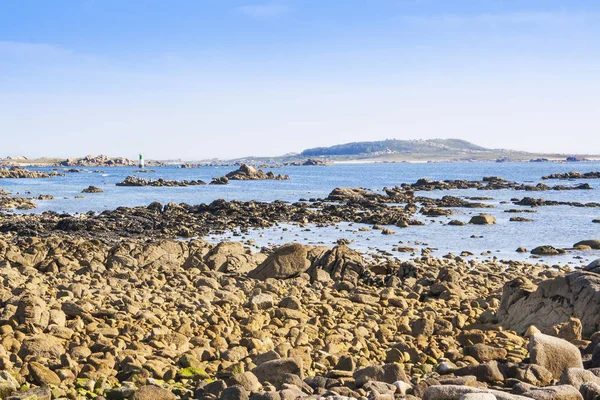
[1, 162, 599, 265]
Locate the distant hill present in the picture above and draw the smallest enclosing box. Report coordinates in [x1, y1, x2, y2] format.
[301, 139, 489, 157]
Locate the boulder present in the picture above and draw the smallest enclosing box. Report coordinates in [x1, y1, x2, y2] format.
[520, 385, 583, 400]
[469, 214, 496, 225]
[248, 243, 309, 280]
[559, 368, 600, 391]
[574, 240, 600, 250]
[132, 385, 176, 400]
[498, 272, 600, 337]
[308, 245, 366, 285]
[252, 358, 302, 387]
[528, 333, 583, 379]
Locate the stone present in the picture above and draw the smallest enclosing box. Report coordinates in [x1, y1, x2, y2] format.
[222, 385, 250, 400]
[28, 362, 61, 386]
[521, 385, 583, 400]
[132, 385, 176, 400]
[529, 333, 583, 379]
[228, 372, 261, 392]
[465, 344, 508, 363]
[252, 358, 303, 387]
[469, 214, 496, 225]
[559, 368, 600, 391]
[498, 272, 600, 337]
[249, 244, 310, 280]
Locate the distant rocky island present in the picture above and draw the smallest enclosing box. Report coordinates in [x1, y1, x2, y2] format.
[2, 139, 599, 166]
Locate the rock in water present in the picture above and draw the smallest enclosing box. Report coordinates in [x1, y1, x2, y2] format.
[248, 243, 309, 279]
[469, 214, 496, 225]
[528, 333, 583, 379]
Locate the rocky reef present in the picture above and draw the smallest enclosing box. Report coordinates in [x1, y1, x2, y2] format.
[116, 176, 207, 187]
[222, 164, 290, 181]
[0, 167, 62, 179]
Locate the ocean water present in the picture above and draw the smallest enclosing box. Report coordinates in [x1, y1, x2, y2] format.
[1, 162, 599, 265]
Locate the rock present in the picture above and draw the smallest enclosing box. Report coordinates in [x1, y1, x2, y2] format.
[82, 186, 104, 193]
[574, 240, 600, 250]
[559, 368, 600, 391]
[465, 344, 508, 363]
[469, 214, 496, 225]
[7, 386, 51, 400]
[222, 386, 250, 400]
[0, 372, 19, 399]
[460, 395, 497, 400]
[116, 176, 206, 187]
[308, 245, 366, 285]
[249, 243, 310, 279]
[521, 385, 583, 400]
[353, 363, 408, 387]
[19, 334, 65, 359]
[224, 164, 289, 181]
[529, 333, 583, 379]
[132, 385, 176, 400]
[531, 245, 566, 255]
[580, 382, 600, 400]
[228, 372, 261, 393]
[28, 362, 61, 386]
[252, 358, 302, 387]
[498, 272, 600, 337]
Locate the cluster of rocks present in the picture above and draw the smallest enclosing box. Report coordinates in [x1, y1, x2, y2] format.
[82, 186, 104, 193]
[59, 155, 164, 167]
[391, 177, 592, 192]
[0, 167, 62, 179]
[513, 198, 600, 208]
[542, 172, 600, 180]
[222, 165, 290, 181]
[284, 159, 333, 166]
[1, 231, 599, 400]
[0, 190, 36, 211]
[116, 177, 207, 187]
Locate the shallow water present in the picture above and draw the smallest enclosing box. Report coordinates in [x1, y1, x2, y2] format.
[1, 162, 599, 264]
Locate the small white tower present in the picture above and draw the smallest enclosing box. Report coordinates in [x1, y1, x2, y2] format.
[139, 154, 144, 169]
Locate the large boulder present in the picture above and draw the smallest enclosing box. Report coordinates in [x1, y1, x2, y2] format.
[308, 245, 366, 285]
[528, 333, 583, 379]
[575, 240, 600, 250]
[251, 358, 302, 387]
[469, 214, 496, 225]
[497, 271, 600, 337]
[248, 243, 309, 280]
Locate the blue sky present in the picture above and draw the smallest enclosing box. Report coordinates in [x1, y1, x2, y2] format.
[1, 0, 599, 159]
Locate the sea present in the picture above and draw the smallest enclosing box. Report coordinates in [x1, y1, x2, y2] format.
[1, 162, 599, 266]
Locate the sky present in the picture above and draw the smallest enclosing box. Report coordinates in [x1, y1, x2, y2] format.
[1, 0, 599, 160]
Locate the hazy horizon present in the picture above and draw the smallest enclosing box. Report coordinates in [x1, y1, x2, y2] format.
[2, 0, 600, 159]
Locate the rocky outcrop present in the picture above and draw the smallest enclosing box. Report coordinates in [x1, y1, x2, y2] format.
[224, 164, 290, 181]
[0, 167, 61, 179]
[497, 267, 600, 337]
[116, 176, 206, 187]
[469, 214, 496, 225]
[81, 186, 104, 193]
[543, 171, 600, 180]
[248, 243, 310, 279]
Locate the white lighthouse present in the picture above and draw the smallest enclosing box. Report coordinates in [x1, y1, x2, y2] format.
[139, 154, 144, 169]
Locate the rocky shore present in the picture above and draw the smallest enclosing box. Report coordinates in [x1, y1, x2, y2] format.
[1, 168, 600, 400]
[0, 230, 598, 400]
[0, 167, 63, 179]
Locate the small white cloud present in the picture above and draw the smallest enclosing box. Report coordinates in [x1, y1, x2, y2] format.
[238, 3, 289, 19]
